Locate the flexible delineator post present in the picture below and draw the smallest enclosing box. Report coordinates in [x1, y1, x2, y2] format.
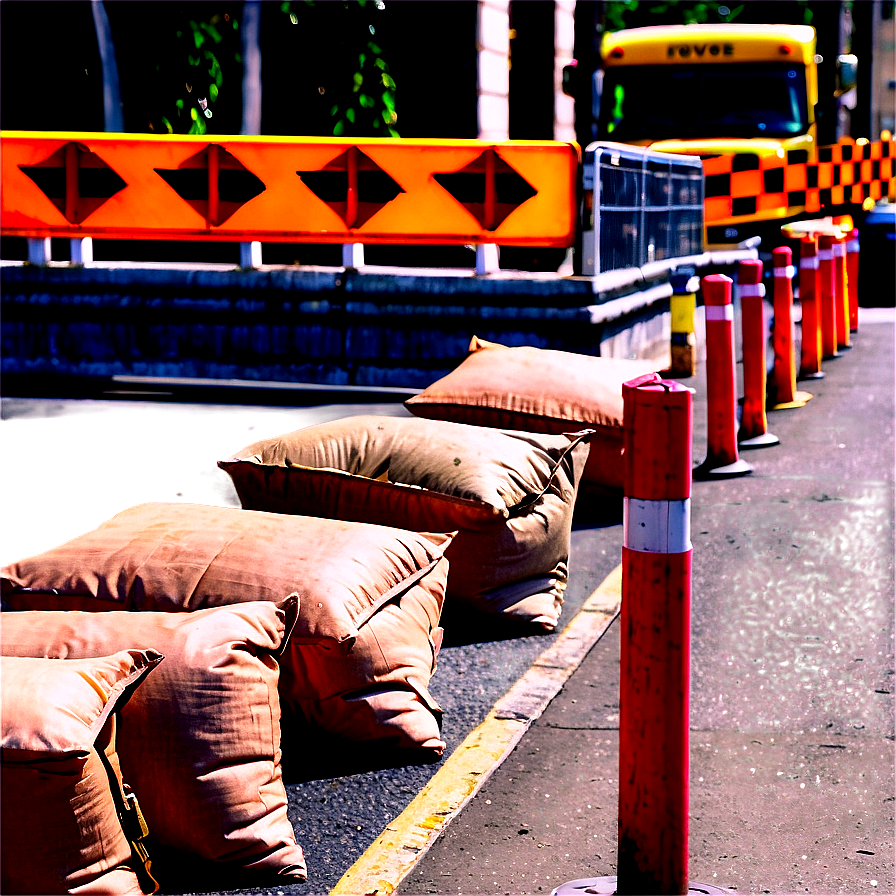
[738, 260, 779, 448]
[618, 372, 693, 896]
[551, 376, 729, 896]
[771, 246, 813, 410]
[818, 234, 840, 359]
[833, 236, 851, 350]
[798, 235, 825, 380]
[695, 274, 752, 479]
[847, 228, 860, 332]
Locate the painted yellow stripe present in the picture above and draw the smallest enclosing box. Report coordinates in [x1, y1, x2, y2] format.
[330, 564, 623, 896]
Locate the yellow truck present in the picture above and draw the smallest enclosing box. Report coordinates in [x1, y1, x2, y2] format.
[595, 23, 863, 247]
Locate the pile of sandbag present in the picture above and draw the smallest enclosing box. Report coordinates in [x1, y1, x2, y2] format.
[0, 337, 654, 893]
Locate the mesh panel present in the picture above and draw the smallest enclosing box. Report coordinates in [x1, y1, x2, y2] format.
[587, 143, 704, 274]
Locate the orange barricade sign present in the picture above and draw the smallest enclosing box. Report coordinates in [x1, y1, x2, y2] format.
[0, 132, 580, 247]
[702, 137, 894, 223]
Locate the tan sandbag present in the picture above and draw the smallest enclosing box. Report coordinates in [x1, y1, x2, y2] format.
[1, 601, 307, 882]
[1, 503, 451, 754]
[1, 650, 162, 895]
[405, 337, 660, 491]
[219, 415, 592, 631]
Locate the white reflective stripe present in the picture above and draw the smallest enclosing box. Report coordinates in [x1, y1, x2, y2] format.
[739, 283, 766, 298]
[817, 248, 833, 261]
[705, 304, 734, 321]
[774, 265, 796, 278]
[800, 256, 819, 269]
[847, 239, 860, 253]
[624, 497, 692, 554]
[833, 242, 846, 257]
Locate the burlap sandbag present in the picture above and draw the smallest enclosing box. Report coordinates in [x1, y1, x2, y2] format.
[405, 337, 660, 492]
[1, 650, 162, 896]
[1, 503, 451, 755]
[1, 601, 307, 883]
[219, 415, 592, 631]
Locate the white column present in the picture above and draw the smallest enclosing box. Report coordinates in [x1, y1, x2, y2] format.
[554, 1, 577, 143]
[476, 0, 510, 141]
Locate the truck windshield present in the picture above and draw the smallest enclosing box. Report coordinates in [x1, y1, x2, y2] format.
[597, 62, 809, 140]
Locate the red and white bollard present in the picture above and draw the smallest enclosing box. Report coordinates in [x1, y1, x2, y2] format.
[552, 373, 730, 896]
[695, 274, 752, 479]
[798, 235, 825, 380]
[833, 236, 852, 350]
[770, 246, 813, 410]
[817, 233, 840, 360]
[737, 260, 779, 448]
[846, 228, 860, 333]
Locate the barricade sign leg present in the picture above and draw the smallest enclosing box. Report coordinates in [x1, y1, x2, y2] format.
[239, 241, 262, 270]
[552, 373, 731, 896]
[834, 237, 852, 350]
[798, 235, 825, 380]
[694, 275, 753, 479]
[70, 236, 93, 266]
[847, 228, 860, 333]
[26, 237, 50, 265]
[737, 260, 779, 448]
[818, 234, 840, 360]
[770, 246, 813, 410]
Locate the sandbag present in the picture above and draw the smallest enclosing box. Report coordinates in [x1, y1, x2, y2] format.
[405, 336, 660, 492]
[1, 502, 452, 755]
[1, 650, 162, 895]
[219, 415, 592, 630]
[1, 601, 307, 883]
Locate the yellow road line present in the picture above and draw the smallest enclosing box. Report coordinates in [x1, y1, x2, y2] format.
[330, 564, 623, 896]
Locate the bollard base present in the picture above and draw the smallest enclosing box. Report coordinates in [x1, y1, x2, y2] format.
[552, 876, 735, 895]
[799, 370, 826, 380]
[694, 457, 753, 480]
[771, 390, 813, 410]
[739, 430, 780, 449]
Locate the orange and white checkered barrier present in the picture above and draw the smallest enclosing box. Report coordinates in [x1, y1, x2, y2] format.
[703, 137, 894, 223]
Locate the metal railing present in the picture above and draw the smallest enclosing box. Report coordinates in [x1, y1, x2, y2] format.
[581, 142, 705, 276]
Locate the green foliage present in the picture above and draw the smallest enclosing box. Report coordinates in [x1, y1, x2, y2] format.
[605, 0, 744, 31]
[150, 8, 241, 135]
[281, 0, 398, 137]
[604, 0, 825, 31]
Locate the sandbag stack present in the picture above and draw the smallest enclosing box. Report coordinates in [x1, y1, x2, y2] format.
[1, 337, 639, 892]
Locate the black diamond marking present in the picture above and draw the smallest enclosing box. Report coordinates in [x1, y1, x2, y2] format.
[433, 149, 537, 231]
[297, 148, 404, 229]
[19, 142, 126, 224]
[154, 145, 265, 227]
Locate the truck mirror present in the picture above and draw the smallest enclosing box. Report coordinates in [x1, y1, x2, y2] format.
[837, 54, 858, 93]
[562, 60, 578, 98]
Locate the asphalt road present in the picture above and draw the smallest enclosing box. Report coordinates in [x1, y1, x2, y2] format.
[2, 306, 892, 896]
[398, 306, 895, 896]
[0, 392, 624, 895]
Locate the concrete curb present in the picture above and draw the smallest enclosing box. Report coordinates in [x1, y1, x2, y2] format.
[331, 565, 623, 896]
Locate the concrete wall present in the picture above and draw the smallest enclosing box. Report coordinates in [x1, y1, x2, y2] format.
[0, 265, 672, 392]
